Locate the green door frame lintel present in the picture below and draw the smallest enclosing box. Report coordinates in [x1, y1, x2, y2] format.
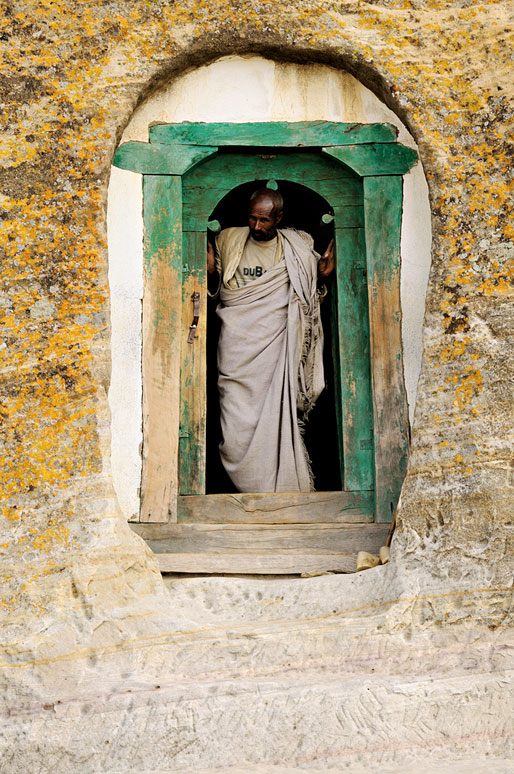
[322, 144, 417, 176]
[113, 141, 217, 175]
[148, 120, 398, 147]
[113, 127, 417, 179]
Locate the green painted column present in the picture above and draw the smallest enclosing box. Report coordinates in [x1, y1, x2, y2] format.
[363, 175, 410, 523]
[333, 226, 374, 493]
[140, 175, 183, 522]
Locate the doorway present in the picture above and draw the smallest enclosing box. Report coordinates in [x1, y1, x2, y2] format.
[114, 119, 416, 572]
[205, 178, 342, 495]
[179, 147, 374, 505]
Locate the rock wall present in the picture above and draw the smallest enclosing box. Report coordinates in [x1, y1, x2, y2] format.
[1, 0, 513, 770]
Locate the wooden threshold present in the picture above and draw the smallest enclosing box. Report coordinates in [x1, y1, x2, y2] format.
[130, 522, 389, 575]
[177, 491, 374, 524]
[155, 553, 362, 574]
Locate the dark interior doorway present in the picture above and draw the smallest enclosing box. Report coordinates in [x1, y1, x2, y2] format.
[205, 179, 342, 494]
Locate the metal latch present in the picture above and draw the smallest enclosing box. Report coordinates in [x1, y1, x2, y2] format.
[187, 292, 200, 344]
[360, 435, 373, 450]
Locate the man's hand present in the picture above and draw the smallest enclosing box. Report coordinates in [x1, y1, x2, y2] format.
[207, 241, 216, 275]
[318, 238, 335, 279]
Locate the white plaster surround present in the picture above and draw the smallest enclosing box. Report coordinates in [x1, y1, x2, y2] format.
[107, 55, 432, 521]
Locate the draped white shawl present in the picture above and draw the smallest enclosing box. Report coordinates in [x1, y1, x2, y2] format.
[216, 227, 324, 492]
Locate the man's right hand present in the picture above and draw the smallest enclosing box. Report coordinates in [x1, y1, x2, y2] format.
[318, 238, 335, 279]
[207, 241, 216, 275]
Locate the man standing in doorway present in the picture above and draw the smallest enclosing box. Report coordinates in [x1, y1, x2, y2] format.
[207, 188, 334, 493]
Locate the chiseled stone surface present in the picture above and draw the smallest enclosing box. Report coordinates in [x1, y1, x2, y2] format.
[2, 555, 513, 772]
[1, 0, 513, 770]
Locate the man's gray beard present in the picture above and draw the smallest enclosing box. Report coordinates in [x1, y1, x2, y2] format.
[250, 230, 276, 241]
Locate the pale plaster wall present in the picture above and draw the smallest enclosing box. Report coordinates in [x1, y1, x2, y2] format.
[107, 54, 431, 520]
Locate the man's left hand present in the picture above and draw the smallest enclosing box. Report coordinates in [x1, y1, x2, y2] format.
[318, 238, 335, 278]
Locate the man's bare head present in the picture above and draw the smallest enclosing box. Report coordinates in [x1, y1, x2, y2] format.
[248, 188, 283, 241]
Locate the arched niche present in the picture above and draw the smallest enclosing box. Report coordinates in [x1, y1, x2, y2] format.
[107, 56, 432, 573]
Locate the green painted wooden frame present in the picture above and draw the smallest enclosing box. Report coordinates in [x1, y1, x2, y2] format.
[113, 121, 417, 524]
[179, 151, 373, 499]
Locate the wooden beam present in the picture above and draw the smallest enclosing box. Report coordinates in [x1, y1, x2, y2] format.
[183, 152, 358, 185]
[177, 491, 374, 524]
[130, 522, 390, 575]
[150, 121, 398, 147]
[181, 152, 361, 231]
[140, 176, 183, 523]
[154, 553, 363, 574]
[323, 144, 418, 176]
[363, 176, 410, 523]
[113, 141, 217, 174]
[333, 228, 374, 492]
[178, 232, 207, 494]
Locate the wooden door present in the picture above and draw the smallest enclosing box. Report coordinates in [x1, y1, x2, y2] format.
[181, 151, 375, 496]
[113, 121, 416, 573]
[149, 149, 385, 571]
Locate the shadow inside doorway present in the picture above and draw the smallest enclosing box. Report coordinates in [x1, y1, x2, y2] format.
[205, 177, 342, 494]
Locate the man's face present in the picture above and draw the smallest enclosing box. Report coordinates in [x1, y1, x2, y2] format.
[248, 198, 282, 241]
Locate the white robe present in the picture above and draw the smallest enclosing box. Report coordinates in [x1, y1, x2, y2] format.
[215, 227, 324, 493]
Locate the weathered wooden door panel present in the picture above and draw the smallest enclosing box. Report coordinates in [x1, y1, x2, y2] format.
[323, 143, 418, 176]
[182, 152, 360, 231]
[363, 176, 409, 523]
[140, 175, 182, 523]
[183, 173, 361, 209]
[178, 230, 207, 494]
[333, 226, 374, 492]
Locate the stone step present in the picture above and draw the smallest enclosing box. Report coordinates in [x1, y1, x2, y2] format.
[131, 521, 389, 574]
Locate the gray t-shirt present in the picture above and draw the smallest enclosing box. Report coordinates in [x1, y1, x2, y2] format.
[231, 234, 283, 288]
